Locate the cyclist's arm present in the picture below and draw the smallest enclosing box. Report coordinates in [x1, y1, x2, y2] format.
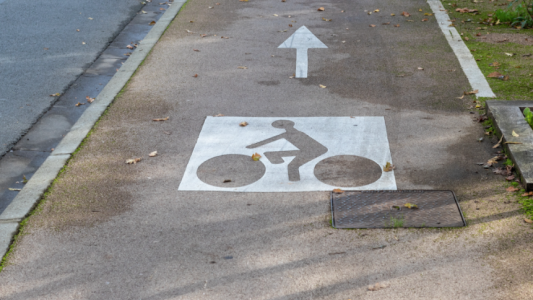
[246, 133, 286, 148]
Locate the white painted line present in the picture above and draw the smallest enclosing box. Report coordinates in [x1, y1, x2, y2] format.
[427, 0, 495, 98]
[179, 117, 397, 192]
[278, 26, 327, 78]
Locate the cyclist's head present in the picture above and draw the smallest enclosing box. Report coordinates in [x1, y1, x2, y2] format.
[272, 120, 294, 129]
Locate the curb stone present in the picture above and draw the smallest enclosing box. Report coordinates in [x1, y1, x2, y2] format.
[0, 0, 188, 260]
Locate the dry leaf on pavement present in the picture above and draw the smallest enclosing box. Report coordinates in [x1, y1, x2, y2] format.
[464, 89, 479, 95]
[404, 203, 418, 209]
[383, 162, 395, 172]
[493, 135, 504, 148]
[149, 151, 158, 157]
[512, 130, 519, 137]
[319, 84, 326, 88]
[317, 7, 324, 11]
[382, 22, 390, 25]
[522, 192, 533, 197]
[214, 114, 224, 117]
[75, 102, 85, 107]
[506, 186, 519, 192]
[506, 175, 516, 181]
[368, 283, 388, 291]
[126, 158, 142, 164]
[239, 121, 248, 127]
[333, 188, 344, 194]
[149, 21, 156, 25]
[238, 66, 248, 69]
[401, 11, 410, 17]
[153, 117, 169, 121]
[252, 153, 261, 161]
[394, 24, 400, 27]
[322, 17, 332, 21]
[369, 24, 376, 27]
[524, 218, 533, 223]
[422, 18, 428, 21]
[193, 49, 200, 52]
[49, 93, 61, 97]
[86, 96, 95, 103]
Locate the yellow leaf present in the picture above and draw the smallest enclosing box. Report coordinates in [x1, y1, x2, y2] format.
[512, 130, 519, 137]
[374, 9, 380, 12]
[383, 162, 395, 172]
[319, 84, 327, 88]
[49, 93, 61, 97]
[418, 8, 423, 11]
[404, 203, 418, 209]
[333, 188, 344, 194]
[252, 153, 262, 161]
[322, 17, 332, 21]
[391, 13, 395, 16]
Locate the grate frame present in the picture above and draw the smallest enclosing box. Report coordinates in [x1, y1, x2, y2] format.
[331, 190, 466, 229]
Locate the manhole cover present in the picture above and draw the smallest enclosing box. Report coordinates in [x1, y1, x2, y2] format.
[331, 190, 466, 228]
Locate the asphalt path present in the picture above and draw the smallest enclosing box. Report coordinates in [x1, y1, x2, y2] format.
[0, 0, 509, 298]
[0, 0, 143, 157]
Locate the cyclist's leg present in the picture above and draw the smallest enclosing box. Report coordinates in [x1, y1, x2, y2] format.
[264, 150, 300, 164]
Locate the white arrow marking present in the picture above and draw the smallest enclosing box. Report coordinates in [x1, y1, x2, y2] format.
[278, 26, 327, 78]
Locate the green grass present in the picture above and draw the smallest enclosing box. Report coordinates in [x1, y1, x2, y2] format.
[446, 1, 533, 100]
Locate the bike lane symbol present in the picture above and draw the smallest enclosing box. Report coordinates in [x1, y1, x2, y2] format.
[246, 120, 327, 182]
[178, 117, 397, 192]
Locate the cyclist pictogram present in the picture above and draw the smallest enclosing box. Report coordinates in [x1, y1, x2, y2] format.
[178, 116, 397, 192]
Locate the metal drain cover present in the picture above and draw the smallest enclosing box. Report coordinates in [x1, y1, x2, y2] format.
[331, 190, 466, 228]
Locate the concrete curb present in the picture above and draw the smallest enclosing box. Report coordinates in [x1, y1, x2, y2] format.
[0, 0, 188, 259]
[487, 101, 533, 191]
[427, 0, 496, 98]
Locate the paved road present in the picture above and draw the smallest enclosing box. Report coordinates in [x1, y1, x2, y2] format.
[0, 0, 514, 299]
[0, 0, 143, 157]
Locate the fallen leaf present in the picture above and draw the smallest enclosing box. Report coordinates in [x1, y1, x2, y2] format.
[512, 130, 519, 137]
[506, 186, 519, 192]
[383, 162, 395, 172]
[457, 94, 465, 99]
[193, 74, 198, 78]
[239, 121, 248, 127]
[319, 84, 327, 88]
[223, 179, 232, 183]
[141, 10, 147, 14]
[493, 135, 504, 148]
[464, 37, 469, 41]
[417, 67, 424, 70]
[333, 188, 344, 194]
[318, 7, 324, 11]
[214, 114, 224, 117]
[369, 24, 376, 27]
[160, 7, 165, 10]
[374, 9, 380, 12]
[75, 102, 85, 107]
[489, 62, 500, 67]
[368, 283, 388, 291]
[252, 153, 261, 161]
[419, 8, 423, 12]
[394, 24, 400, 27]
[506, 175, 516, 181]
[424, 13, 433, 16]
[88, 17, 93, 20]
[382, 22, 390, 25]
[149, 151, 158, 157]
[422, 18, 428, 22]
[8, 188, 21, 191]
[322, 17, 332, 21]
[464, 90, 479, 95]
[404, 203, 419, 209]
[522, 192, 533, 197]
[193, 49, 200, 52]
[391, 13, 396, 16]
[124, 52, 132, 56]
[49, 93, 61, 97]
[239, 0, 248, 2]
[238, 66, 248, 69]
[488, 71, 503, 78]
[22, 175, 28, 184]
[525, 218, 533, 224]
[401, 11, 410, 17]
[126, 158, 142, 164]
[153, 117, 169, 121]
[149, 21, 156, 25]
[505, 141, 522, 144]
[126, 45, 134, 49]
[505, 52, 515, 57]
